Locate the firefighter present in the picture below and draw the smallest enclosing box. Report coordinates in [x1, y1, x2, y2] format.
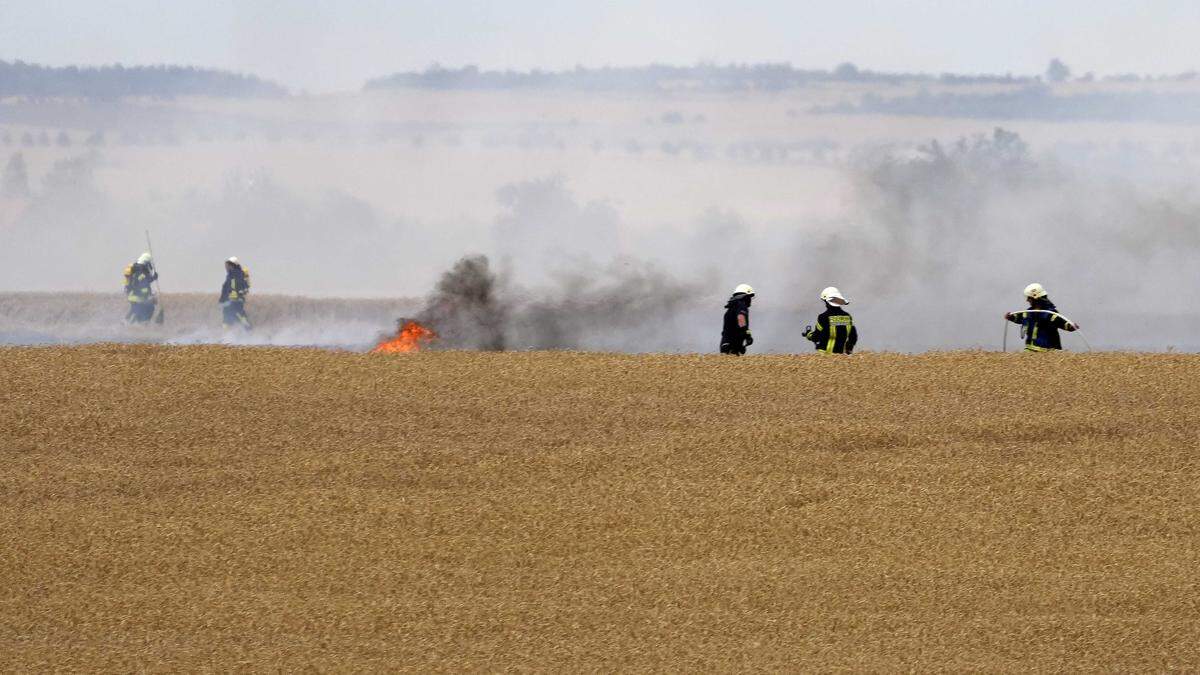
[219, 256, 252, 330]
[1005, 283, 1079, 352]
[803, 286, 857, 354]
[720, 283, 755, 355]
[123, 252, 158, 323]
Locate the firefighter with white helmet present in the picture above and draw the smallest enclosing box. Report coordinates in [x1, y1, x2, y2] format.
[219, 256, 252, 330]
[803, 286, 858, 354]
[1005, 283, 1078, 352]
[720, 283, 755, 355]
[123, 251, 158, 323]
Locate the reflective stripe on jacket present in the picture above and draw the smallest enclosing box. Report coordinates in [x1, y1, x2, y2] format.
[806, 306, 857, 354]
[124, 263, 156, 304]
[220, 266, 251, 303]
[1008, 301, 1071, 351]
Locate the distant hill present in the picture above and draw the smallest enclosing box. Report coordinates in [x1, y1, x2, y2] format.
[364, 63, 1037, 93]
[0, 60, 287, 99]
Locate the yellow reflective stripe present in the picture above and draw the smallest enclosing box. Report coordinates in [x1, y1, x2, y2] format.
[826, 316, 852, 353]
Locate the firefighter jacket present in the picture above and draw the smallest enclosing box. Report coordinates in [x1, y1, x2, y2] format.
[721, 294, 752, 349]
[123, 262, 157, 304]
[805, 304, 857, 354]
[1007, 300, 1074, 351]
[220, 265, 251, 303]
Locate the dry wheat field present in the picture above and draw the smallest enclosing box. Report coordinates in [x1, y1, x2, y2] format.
[2, 345, 1198, 671]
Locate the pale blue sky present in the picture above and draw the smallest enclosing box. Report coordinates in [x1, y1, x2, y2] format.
[2, 0, 1197, 92]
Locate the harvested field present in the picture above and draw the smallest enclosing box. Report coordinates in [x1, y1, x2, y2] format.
[2, 346, 1199, 670]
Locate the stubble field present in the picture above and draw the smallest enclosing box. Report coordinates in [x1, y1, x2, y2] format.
[2, 345, 1198, 670]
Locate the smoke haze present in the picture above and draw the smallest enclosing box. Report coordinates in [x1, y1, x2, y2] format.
[4, 76, 1200, 352]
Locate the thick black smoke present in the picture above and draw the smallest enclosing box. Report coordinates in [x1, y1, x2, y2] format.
[416, 254, 700, 352]
[416, 255, 508, 350]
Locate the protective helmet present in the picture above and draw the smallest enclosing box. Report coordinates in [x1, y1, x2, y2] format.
[1024, 282, 1047, 299]
[136, 252, 152, 265]
[820, 286, 849, 306]
[733, 283, 755, 297]
[226, 256, 240, 265]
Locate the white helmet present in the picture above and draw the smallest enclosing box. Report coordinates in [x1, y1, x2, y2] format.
[1024, 282, 1047, 299]
[820, 286, 849, 306]
[226, 256, 240, 265]
[136, 252, 152, 265]
[733, 283, 755, 297]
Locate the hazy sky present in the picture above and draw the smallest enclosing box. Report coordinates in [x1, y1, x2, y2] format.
[2, 0, 1198, 92]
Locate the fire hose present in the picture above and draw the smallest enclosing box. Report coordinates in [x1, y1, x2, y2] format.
[1003, 309, 1091, 352]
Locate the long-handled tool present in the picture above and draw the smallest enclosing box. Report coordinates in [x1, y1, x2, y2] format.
[1003, 309, 1090, 352]
[145, 230, 166, 325]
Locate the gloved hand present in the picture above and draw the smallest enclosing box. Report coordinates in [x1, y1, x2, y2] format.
[803, 325, 814, 341]
[1005, 312, 1014, 320]
[744, 332, 754, 347]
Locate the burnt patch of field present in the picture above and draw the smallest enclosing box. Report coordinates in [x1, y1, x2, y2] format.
[2, 347, 1198, 670]
[0, 292, 419, 347]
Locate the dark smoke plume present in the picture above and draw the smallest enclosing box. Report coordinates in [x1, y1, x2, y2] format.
[417, 254, 701, 352]
[416, 255, 508, 350]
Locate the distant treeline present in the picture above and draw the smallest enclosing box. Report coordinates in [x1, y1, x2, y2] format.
[364, 62, 1200, 93]
[364, 63, 1039, 92]
[816, 86, 1200, 124]
[0, 60, 287, 99]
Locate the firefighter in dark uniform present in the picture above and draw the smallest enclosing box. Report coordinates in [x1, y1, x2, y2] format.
[219, 256, 252, 330]
[720, 283, 755, 355]
[1005, 283, 1079, 352]
[804, 286, 858, 354]
[123, 252, 158, 323]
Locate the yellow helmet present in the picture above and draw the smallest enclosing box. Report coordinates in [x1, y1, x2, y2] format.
[1024, 283, 1047, 299]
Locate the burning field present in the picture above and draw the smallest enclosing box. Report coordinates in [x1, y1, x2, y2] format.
[2, 346, 1199, 670]
[371, 320, 438, 353]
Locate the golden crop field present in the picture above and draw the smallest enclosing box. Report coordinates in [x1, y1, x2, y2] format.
[2, 346, 1198, 671]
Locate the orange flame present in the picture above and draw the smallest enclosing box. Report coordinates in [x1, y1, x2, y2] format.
[372, 320, 437, 353]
